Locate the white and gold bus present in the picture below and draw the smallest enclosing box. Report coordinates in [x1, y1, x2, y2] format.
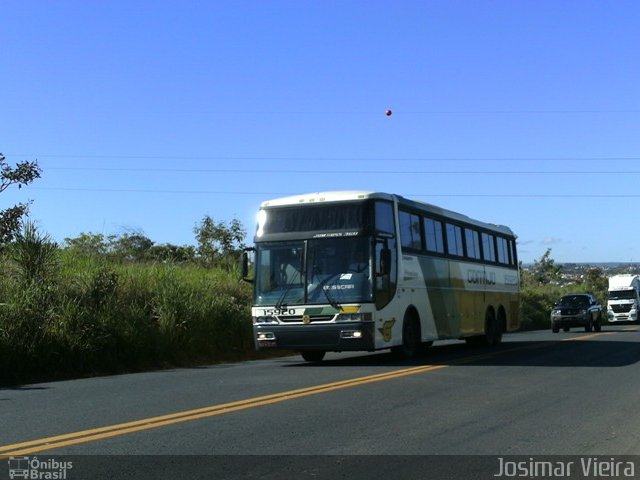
[243, 191, 519, 362]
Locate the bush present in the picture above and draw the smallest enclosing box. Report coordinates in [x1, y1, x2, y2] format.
[0, 236, 254, 386]
[519, 284, 562, 330]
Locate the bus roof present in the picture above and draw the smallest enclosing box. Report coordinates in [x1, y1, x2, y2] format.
[260, 190, 516, 238]
[260, 191, 393, 207]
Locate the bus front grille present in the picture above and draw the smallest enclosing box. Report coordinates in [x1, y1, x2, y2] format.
[279, 315, 335, 323]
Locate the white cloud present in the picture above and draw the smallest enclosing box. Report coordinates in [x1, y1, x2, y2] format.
[541, 237, 563, 245]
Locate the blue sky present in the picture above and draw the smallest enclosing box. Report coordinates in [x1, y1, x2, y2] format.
[2, 0, 639, 263]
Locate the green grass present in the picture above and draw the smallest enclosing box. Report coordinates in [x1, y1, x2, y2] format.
[0, 250, 254, 386]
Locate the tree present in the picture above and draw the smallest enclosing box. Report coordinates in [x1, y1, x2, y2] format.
[193, 215, 246, 266]
[1, 153, 41, 245]
[584, 267, 608, 302]
[63, 232, 115, 256]
[111, 232, 154, 261]
[63, 231, 155, 261]
[530, 248, 561, 285]
[148, 243, 196, 263]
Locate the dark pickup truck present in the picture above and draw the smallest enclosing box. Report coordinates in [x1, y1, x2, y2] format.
[550, 293, 603, 333]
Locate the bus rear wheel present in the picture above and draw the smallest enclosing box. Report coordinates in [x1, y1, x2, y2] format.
[467, 309, 502, 346]
[485, 309, 502, 346]
[300, 350, 326, 362]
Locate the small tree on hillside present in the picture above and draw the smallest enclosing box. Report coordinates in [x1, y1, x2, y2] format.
[64, 233, 115, 256]
[1, 153, 41, 246]
[148, 243, 196, 263]
[531, 248, 561, 285]
[111, 232, 154, 261]
[584, 267, 608, 301]
[194, 215, 246, 266]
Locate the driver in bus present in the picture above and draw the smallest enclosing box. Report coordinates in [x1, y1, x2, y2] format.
[348, 250, 368, 273]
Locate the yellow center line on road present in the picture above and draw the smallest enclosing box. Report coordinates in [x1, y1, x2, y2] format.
[0, 363, 447, 458]
[0, 328, 631, 458]
[562, 331, 616, 342]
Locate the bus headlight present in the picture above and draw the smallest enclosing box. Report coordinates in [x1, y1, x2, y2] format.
[257, 332, 276, 341]
[340, 330, 363, 339]
[336, 313, 372, 322]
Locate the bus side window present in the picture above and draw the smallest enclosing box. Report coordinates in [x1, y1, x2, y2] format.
[496, 237, 509, 264]
[482, 233, 496, 262]
[465, 228, 481, 260]
[375, 238, 397, 310]
[375, 201, 395, 235]
[446, 223, 464, 257]
[380, 247, 391, 275]
[424, 217, 444, 253]
[399, 211, 422, 250]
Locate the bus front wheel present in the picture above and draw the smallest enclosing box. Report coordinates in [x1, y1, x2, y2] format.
[392, 313, 421, 359]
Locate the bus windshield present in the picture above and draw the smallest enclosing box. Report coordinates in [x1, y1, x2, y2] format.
[255, 237, 373, 307]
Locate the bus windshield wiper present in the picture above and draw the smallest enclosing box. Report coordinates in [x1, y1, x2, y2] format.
[318, 276, 341, 311]
[275, 271, 301, 310]
[323, 287, 341, 311]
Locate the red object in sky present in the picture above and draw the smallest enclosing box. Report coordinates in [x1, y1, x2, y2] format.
[385, 109, 393, 116]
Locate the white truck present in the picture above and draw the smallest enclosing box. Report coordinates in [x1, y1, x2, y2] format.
[607, 274, 640, 324]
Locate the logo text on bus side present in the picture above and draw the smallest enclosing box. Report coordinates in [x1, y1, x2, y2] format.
[468, 269, 496, 285]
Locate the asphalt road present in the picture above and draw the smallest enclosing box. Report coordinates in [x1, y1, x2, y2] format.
[2, 326, 640, 479]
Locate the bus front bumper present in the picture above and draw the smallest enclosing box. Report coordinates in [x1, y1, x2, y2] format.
[253, 322, 375, 352]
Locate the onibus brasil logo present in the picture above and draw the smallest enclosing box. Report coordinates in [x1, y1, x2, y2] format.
[8, 457, 73, 479]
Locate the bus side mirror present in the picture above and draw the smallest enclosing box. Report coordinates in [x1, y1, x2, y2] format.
[380, 248, 391, 276]
[242, 248, 255, 283]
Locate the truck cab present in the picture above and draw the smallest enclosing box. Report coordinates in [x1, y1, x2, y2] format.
[607, 274, 640, 324]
